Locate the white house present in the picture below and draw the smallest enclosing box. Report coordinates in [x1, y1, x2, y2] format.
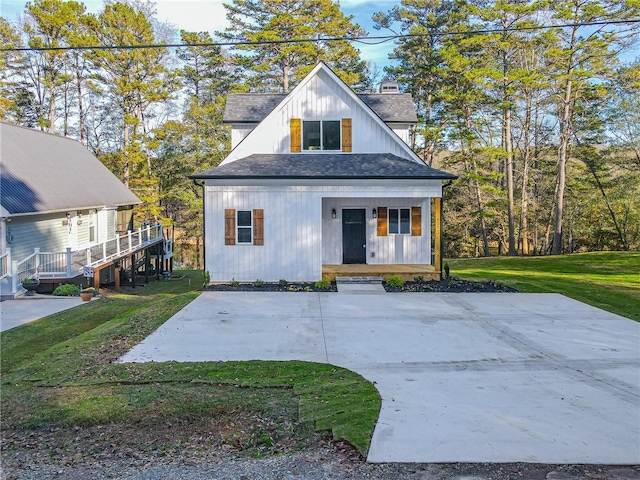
[191, 62, 456, 283]
[0, 122, 167, 297]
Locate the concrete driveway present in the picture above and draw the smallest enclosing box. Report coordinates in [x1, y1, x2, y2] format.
[120, 292, 640, 464]
[1, 296, 84, 332]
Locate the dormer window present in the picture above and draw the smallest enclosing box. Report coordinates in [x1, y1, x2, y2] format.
[290, 118, 352, 153]
[303, 120, 341, 151]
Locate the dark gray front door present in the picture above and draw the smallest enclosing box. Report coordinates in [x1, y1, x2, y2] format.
[342, 209, 366, 264]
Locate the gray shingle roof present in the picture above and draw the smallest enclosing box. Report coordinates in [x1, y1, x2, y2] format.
[224, 93, 418, 124]
[358, 94, 418, 123]
[191, 154, 456, 180]
[0, 122, 141, 216]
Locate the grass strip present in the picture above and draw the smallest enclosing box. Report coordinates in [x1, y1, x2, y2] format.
[1, 271, 380, 456]
[447, 251, 640, 321]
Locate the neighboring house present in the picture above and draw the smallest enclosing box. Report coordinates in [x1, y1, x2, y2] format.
[0, 122, 166, 297]
[191, 62, 456, 283]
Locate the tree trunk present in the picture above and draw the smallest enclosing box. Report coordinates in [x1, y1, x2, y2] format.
[76, 59, 85, 145]
[48, 86, 55, 133]
[283, 60, 289, 93]
[123, 122, 130, 188]
[552, 77, 572, 255]
[504, 106, 516, 255]
[519, 95, 533, 255]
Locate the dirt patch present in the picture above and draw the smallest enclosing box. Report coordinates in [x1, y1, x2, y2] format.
[384, 277, 518, 293]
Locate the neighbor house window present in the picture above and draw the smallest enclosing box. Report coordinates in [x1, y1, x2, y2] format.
[303, 120, 341, 151]
[388, 208, 411, 235]
[237, 210, 252, 243]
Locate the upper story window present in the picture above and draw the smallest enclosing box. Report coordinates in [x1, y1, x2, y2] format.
[291, 118, 351, 153]
[303, 120, 341, 151]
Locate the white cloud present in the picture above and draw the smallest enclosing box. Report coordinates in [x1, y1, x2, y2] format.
[155, 0, 229, 35]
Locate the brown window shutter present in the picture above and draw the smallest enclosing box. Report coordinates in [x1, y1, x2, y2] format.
[253, 209, 264, 246]
[341, 118, 352, 152]
[225, 209, 236, 245]
[411, 206, 422, 236]
[290, 118, 301, 152]
[377, 207, 388, 236]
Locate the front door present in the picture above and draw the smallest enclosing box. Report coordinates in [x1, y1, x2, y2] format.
[342, 209, 366, 264]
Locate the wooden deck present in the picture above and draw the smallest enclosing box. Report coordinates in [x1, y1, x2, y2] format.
[323, 264, 440, 282]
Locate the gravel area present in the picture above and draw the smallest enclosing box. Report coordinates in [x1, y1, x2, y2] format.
[3, 445, 639, 480]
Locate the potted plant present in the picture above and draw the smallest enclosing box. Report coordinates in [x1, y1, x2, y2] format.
[21, 277, 40, 296]
[80, 288, 99, 302]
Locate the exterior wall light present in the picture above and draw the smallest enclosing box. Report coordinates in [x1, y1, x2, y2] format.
[332, 208, 337, 219]
[372, 208, 377, 219]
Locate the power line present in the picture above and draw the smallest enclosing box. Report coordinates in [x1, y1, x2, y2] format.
[2, 19, 639, 52]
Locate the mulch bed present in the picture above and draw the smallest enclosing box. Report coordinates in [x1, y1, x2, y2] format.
[384, 277, 518, 293]
[204, 278, 516, 293]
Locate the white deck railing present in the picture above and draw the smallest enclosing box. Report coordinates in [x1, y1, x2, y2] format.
[6, 224, 167, 294]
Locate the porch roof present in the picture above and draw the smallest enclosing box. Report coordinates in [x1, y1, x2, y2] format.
[191, 154, 457, 180]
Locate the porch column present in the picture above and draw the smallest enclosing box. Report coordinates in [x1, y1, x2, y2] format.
[434, 197, 442, 279]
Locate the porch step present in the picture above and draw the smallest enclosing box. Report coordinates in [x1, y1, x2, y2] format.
[335, 276, 383, 284]
[0, 277, 24, 300]
[335, 276, 386, 294]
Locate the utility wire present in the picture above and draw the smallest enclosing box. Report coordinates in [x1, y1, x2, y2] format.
[2, 19, 639, 52]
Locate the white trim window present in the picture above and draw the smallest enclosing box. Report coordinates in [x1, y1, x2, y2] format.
[303, 120, 341, 151]
[236, 210, 253, 243]
[388, 208, 411, 235]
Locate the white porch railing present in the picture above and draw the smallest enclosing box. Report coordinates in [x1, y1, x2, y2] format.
[0, 248, 10, 280]
[6, 224, 166, 294]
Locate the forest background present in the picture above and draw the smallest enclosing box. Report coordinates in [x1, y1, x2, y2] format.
[1, 0, 639, 268]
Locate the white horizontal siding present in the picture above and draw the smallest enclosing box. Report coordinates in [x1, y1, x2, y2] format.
[222, 68, 419, 165]
[204, 183, 439, 281]
[7, 213, 71, 260]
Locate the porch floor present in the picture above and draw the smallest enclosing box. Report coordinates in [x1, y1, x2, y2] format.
[322, 264, 439, 282]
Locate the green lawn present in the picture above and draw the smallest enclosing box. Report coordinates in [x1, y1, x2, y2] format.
[1, 272, 380, 457]
[447, 251, 640, 321]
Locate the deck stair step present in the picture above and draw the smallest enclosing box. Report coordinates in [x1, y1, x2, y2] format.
[335, 276, 383, 284]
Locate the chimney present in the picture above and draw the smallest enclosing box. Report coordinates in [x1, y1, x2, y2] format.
[379, 79, 399, 94]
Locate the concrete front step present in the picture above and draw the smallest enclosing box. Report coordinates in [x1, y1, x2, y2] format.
[335, 276, 384, 284]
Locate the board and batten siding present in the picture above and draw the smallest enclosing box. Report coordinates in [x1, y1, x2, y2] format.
[206, 186, 323, 282]
[222, 68, 415, 165]
[204, 180, 441, 282]
[321, 198, 430, 265]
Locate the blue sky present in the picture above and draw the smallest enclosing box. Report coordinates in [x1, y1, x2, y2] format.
[1, 0, 399, 68]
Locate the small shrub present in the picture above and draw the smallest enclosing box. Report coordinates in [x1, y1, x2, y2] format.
[254, 279, 265, 288]
[386, 275, 405, 288]
[279, 279, 288, 287]
[314, 279, 331, 290]
[53, 284, 80, 296]
[230, 279, 240, 288]
[202, 270, 211, 288]
[21, 278, 38, 285]
[444, 262, 450, 279]
[82, 288, 100, 297]
[413, 275, 425, 285]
